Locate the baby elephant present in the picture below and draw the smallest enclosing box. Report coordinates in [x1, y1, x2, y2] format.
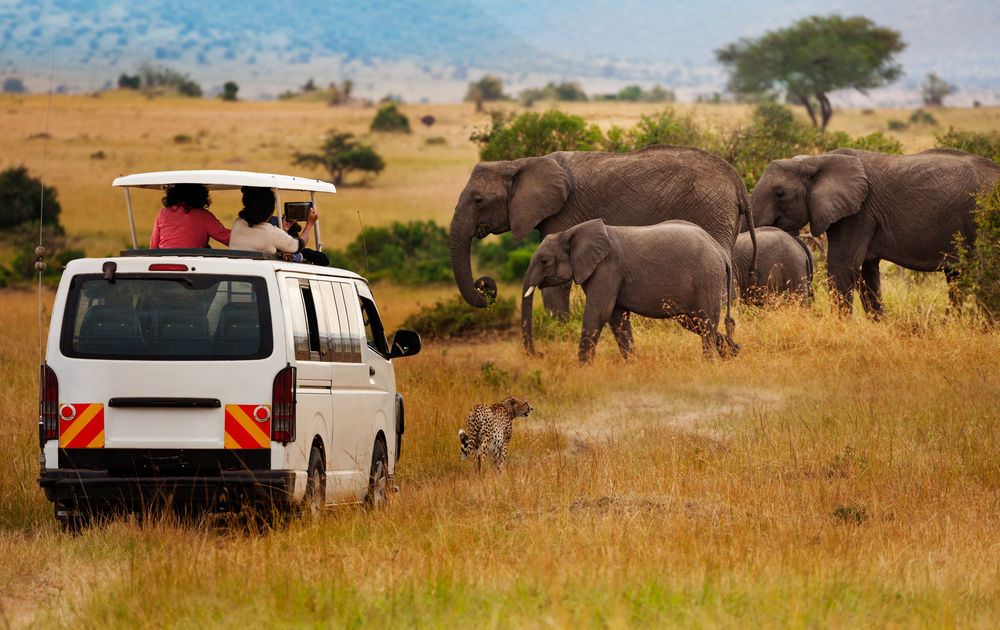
[522, 219, 739, 363]
[733, 227, 814, 306]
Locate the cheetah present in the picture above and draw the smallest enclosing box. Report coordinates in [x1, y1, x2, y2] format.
[458, 396, 533, 472]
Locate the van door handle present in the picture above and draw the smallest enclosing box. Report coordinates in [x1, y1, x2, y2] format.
[369, 366, 375, 377]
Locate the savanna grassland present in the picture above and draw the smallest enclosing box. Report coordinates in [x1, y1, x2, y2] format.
[2, 94, 1000, 628]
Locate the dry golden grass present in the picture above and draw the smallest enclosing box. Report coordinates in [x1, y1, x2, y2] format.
[2, 96, 1000, 628]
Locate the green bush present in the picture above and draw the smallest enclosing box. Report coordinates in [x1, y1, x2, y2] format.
[520, 82, 588, 106]
[221, 81, 239, 101]
[953, 181, 1000, 323]
[11, 243, 85, 285]
[936, 128, 1000, 164]
[402, 294, 515, 339]
[292, 130, 385, 185]
[472, 230, 540, 281]
[465, 76, 508, 103]
[326, 221, 451, 284]
[602, 107, 705, 153]
[0, 166, 62, 232]
[371, 103, 410, 133]
[470, 109, 603, 161]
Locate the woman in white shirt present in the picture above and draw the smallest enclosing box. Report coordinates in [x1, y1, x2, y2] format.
[229, 186, 318, 254]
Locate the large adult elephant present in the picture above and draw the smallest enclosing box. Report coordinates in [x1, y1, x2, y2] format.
[750, 148, 1000, 315]
[448, 145, 757, 351]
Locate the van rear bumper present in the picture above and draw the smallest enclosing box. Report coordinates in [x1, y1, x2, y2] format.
[38, 468, 296, 508]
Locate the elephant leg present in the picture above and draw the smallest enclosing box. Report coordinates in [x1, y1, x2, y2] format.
[859, 259, 884, 319]
[578, 301, 610, 364]
[826, 260, 860, 315]
[608, 307, 635, 360]
[541, 283, 572, 321]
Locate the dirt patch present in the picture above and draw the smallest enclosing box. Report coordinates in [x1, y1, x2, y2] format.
[526, 388, 783, 447]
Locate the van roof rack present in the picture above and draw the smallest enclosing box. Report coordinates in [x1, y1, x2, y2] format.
[120, 249, 283, 260]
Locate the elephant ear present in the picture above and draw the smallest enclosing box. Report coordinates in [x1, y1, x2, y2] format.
[508, 157, 570, 243]
[798, 154, 869, 236]
[565, 219, 612, 285]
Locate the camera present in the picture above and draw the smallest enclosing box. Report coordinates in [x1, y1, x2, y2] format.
[283, 201, 312, 222]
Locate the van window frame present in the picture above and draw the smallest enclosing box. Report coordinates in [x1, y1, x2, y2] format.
[60, 273, 273, 361]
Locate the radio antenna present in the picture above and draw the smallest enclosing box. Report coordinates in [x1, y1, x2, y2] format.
[357, 211, 370, 277]
[37, 51, 55, 369]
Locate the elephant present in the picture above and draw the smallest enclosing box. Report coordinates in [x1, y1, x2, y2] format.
[447, 145, 758, 351]
[521, 219, 739, 363]
[733, 227, 814, 305]
[750, 148, 1000, 316]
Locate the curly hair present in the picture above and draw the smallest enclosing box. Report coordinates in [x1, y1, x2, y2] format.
[162, 184, 211, 213]
[238, 186, 276, 227]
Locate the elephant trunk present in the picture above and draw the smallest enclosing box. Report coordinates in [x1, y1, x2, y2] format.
[449, 213, 494, 308]
[521, 279, 536, 355]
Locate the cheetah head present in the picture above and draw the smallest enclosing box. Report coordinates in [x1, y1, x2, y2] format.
[502, 396, 533, 418]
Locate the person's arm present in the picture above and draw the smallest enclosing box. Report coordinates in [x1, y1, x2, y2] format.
[296, 207, 319, 247]
[202, 210, 231, 247]
[271, 223, 305, 254]
[150, 213, 161, 249]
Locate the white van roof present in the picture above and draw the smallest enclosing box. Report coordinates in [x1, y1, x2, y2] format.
[112, 170, 337, 193]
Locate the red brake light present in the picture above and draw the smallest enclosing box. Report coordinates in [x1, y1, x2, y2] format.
[148, 264, 189, 271]
[271, 366, 296, 443]
[39, 364, 58, 445]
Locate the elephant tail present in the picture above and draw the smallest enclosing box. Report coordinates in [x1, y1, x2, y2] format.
[724, 255, 735, 340]
[741, 191, 759, 283]
[792, 235, 815, 303]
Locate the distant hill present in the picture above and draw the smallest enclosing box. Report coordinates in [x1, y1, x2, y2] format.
[1, 0, 998, 105]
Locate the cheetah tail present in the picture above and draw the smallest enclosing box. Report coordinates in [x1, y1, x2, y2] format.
[458, 429, 471, 459]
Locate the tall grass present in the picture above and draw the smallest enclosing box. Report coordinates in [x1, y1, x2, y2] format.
[2, 264, 1000, 627]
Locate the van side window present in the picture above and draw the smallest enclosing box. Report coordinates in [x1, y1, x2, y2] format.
[359, 296, 389, 358]
[285, 278, 317, 361]
[317, 281, 344, 362]
[337, 282, 363, 363]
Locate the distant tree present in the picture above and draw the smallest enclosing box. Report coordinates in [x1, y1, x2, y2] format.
[370, 103, 411, 133]
[302, 78, 317, 92]
[328, 80, 354, 105]
[292, 130, 386, 185]
[716, 15, 905, 128]
[618, 85, 643, 102]
[221, 81, 239, 101]
[137, 64, 201, 97]
[0, 166, 62, 231]
[2, 78, 27, 93]
[921, 73, 954, 107]
[117, 73, 141, 90]
[465, 75, 507, 110]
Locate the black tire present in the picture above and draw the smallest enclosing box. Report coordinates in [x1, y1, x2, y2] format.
[304, 445, 325, 517]
[365, 439, 389, 509]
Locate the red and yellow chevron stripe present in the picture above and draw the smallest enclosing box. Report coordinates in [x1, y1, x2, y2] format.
[225, 404, 271, 449]
[59, 404, 104, 448]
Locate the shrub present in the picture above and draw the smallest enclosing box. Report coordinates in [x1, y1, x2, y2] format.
[402, 294, 515, 339]
[936, 128, 1000, 164]
[0, 167, 62, 232]
[952, 181, 1000, 322]
[602, 107, 705, 153]
[465, 76, 508, 103]
[520, 82, 588, 106]
[326, 221, 451, 285]
[11, 243, 84, 285]
[221, 81, 239, 101]
[424, 137, 446, 146]
[887, 120, 907, 131]
[473, 230, 540, 281]
[137, 64, 201, 97]
[834, 130, 903, 154]
[292, 130, 385, 185]
[371, 103, 410, 133]
[3, 77, 27, 93]
[117, 74, 141, 90]
[173, 134, 193, 143]
[470, 109, 603, 161]
[909, 108, 937, 126]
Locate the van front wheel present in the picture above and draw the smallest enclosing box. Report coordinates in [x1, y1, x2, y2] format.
[304, 446, 325, 517]
[365, 439, 389, 509]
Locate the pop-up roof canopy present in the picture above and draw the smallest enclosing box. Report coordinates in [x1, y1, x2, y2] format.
[113, 170, 336, 249]
[112, 170, 337, 193]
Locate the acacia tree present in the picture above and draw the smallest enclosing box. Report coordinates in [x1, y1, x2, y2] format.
[921, 73, 954, 106]
[292, 130, 385, 185]
[716, 15, 905, 128]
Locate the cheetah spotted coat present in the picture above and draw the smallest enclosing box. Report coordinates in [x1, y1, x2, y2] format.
[458, 396, 533, 472]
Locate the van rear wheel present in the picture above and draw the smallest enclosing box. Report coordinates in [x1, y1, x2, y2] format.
[365, 439, 389, 509]
[304, 446, 325, 517]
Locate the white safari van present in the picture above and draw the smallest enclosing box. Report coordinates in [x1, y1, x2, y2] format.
[37, 171, 420, 528]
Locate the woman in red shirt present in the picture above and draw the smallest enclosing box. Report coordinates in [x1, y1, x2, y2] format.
[150, 184, 231, 249]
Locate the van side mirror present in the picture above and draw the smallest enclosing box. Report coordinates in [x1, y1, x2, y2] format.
[389, 330, 421, 359]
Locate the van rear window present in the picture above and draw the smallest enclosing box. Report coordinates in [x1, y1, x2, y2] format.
[60, 274, 273, 360]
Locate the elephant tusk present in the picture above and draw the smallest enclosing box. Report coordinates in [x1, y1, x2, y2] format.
[524, 286, 535, 298]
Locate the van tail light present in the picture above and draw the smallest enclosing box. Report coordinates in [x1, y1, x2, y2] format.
[39, 364, 59, 446]
[271, 366, 296, 443]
